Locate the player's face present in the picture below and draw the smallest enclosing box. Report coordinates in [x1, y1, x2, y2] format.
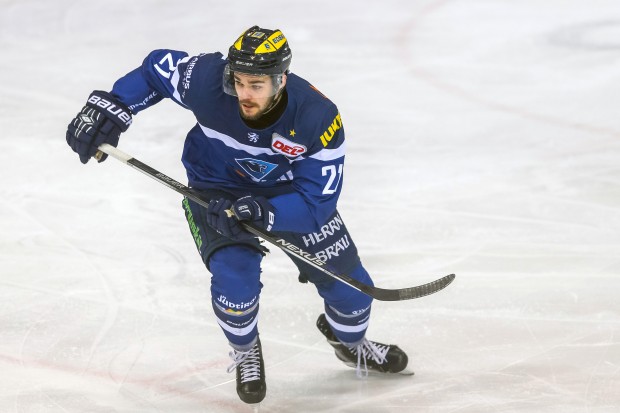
[234, 73, 278, 120]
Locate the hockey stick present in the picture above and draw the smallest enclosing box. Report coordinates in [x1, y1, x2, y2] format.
[96, 143, 455, 301]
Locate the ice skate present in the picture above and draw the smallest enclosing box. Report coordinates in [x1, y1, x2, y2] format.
[227, 336, 266, 404]
[316, 313, 410, 377]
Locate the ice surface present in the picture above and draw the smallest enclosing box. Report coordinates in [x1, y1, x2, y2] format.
[1, 0, 619, 412]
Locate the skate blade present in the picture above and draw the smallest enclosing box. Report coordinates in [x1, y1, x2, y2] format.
[367, 368, 415, 376]
[341, 361, 415, 376]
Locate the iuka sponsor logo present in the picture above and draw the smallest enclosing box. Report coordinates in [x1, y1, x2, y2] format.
[320, 113, 342, 147]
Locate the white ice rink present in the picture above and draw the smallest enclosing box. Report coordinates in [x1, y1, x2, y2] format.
[1, 0, 619, 412]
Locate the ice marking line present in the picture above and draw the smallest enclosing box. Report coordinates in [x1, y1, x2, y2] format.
[0, 279, 224, 331]
[0, 351, 238, 407]
[395, 0, 620, 139]
[0, 233, 239, 404]
[0, 196, 121, 375]
[109, 316, 153, 390]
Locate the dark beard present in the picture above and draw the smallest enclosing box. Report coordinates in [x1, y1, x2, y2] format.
[239, 96, 276, 121]
[239, 107, 264, 121]
[239, 89, 288, 129]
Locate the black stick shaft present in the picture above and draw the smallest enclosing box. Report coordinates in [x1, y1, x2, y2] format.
[97, 143, 455, 301]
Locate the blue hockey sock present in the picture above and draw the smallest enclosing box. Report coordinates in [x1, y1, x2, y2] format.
[209, 246, 263, 348]
[324, 304, 371, 346]
[318, 264, 374, 345]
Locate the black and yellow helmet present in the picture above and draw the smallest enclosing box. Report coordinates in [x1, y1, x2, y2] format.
[227, 25, 292, 75]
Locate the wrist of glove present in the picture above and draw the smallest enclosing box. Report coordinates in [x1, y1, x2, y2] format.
[206, 196, 275, 239]
[66, 90, 132, 164]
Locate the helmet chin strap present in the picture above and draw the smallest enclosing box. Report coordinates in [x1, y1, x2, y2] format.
[261, 87, 285, 116]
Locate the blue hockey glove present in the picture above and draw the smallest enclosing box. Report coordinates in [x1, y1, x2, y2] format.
[206, 196, 275, 239]
[233, 196, 275, 231]
[66, 90, 132, 164]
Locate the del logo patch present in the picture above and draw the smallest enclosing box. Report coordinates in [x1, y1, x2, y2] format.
[235, 158, 278, 181]
[271, 133, 307, 158]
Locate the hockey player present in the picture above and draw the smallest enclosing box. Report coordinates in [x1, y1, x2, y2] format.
[66, 26, 408, 405]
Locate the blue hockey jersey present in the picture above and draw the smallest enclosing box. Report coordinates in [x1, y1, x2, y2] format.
[109, 49, 346, 234]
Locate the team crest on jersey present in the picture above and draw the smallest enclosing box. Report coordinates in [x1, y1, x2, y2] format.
[235, 158, 278, 181]
[248, 132, 259, 143]
[271, 133, 307, 158]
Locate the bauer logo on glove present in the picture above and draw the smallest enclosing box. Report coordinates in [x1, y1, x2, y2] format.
[87, 94, 132, 127]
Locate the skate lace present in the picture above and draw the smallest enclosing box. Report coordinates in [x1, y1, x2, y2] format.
[352, 338, 389, 378]
[227, 345, 262, 383]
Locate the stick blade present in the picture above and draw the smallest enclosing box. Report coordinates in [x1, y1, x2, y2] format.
[370, 273, 456, 301]
[398, 273, 456, 300]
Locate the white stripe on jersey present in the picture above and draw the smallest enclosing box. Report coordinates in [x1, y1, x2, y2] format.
[170, 56, 191, 107]
[199, 124, 276, 156]
[307, 143, 346, 162]
[199, 124, 346, 162]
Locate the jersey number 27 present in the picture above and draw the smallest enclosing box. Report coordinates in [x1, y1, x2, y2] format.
[322, 164, 343, 195]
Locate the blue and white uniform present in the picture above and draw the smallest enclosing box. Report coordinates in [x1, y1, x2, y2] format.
[109, 49, 374, 348]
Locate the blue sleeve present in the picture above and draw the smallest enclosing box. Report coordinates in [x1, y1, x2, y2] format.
[269, 192, 315, 232]
[270, 155, 344, 233]
[270, 109, 346, 233]
[110, 49, 190, 114]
